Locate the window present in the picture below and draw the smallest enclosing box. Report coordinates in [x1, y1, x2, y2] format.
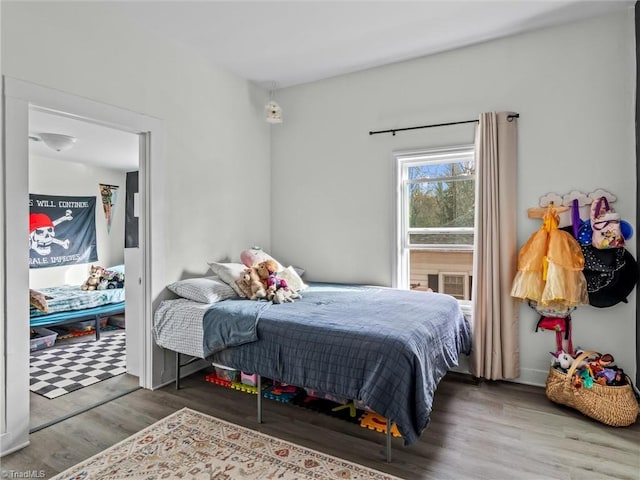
[395, 145, 475, 304]
[440, 272, 469, 300]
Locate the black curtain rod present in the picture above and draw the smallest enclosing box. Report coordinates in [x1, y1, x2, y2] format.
[369, 113, 520, 136]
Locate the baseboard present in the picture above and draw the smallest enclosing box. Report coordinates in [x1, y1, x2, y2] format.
[449, 356, 548, 388]
[0, 432, 29, 458]
[450, 355, 470, 374]
[514, 368, 549, 388]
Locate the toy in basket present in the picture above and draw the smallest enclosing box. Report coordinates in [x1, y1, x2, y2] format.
[545, 350, 639, 426]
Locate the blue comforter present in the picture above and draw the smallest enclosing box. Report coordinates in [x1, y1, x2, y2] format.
[207, 283, 471, 446]
[30, 284, 125, 317]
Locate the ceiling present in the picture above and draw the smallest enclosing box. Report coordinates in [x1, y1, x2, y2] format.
[102, 0, 633, 88]
[29, 109, 139, 171]
[30, 0, 633, 170]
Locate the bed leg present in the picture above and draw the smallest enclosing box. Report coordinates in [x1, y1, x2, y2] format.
[257, 375, 262, 424]
[175, 352, 181, 390]
[386, 418, 392, 463]
[95, 315, 101, 341]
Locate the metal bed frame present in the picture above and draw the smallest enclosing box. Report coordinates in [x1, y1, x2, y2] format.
[174, 351, 395, 462]
[30, 301, 125, 341]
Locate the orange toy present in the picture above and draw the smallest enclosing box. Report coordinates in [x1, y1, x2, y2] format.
[359, 412, 401, 438]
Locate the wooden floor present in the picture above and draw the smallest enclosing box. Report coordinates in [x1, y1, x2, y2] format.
[30, 329, 137, 430]
[30, 373, 140, 430]
[5, 370, 640, 480]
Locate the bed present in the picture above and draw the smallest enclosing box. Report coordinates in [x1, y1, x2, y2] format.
[153, 281, 471, 457]
[30, 284, 125, 341]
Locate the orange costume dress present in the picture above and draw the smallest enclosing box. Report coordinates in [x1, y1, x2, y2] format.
[511, 205, 588, 310]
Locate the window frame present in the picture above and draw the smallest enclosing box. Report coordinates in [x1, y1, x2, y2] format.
[393, 144, 476, 308]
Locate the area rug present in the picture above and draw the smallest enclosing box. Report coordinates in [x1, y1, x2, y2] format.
[30, 331, 126, 399]
[51, 407, 403, 480]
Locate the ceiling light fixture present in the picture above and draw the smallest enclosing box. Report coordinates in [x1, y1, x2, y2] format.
[265, 82, 283, 124]
[36, 133, 77, 152]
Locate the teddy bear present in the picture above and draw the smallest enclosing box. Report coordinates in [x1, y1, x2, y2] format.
[235, 266, 267, 300]
[256, 260, 300, 302]
[256, 259, 288, 291]
[255, 260, 279, 289]
[81, 265, 105, 291]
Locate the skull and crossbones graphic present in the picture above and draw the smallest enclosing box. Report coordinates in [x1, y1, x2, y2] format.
[29, 210, 73, 256]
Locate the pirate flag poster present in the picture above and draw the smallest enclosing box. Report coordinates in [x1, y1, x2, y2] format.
[29, 194, 98, 269]
[99, 184, 119, 234]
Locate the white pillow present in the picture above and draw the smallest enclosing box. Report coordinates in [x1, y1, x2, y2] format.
[207, 262, 249, 297]
[166, 276, 237, 303]
[277, 266, 308, 292]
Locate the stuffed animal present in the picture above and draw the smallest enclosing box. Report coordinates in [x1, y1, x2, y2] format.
[550, 350, 574, 370]
[268, 286, 295, 304]
[101, 269, 125, 289]
[256, 260, 280, 290]
[235, 267, 267, 300]
[81, 265, 105, 291]
[256, 260, 300, 302]
[29, 289, 52, 313]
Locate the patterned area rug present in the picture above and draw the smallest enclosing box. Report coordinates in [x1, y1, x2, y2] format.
[51, 408, 403, 480]
[30, 331, 126, 399]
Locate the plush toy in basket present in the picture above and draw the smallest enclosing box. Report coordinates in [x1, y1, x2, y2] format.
[546, 350, 639, 426]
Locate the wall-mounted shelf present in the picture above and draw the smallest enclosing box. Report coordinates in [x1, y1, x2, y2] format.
[528, 189, 616, 226]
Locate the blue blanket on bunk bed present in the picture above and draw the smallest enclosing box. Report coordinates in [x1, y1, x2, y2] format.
[206, 283, 471, 446]
[30, 284, 125, 317]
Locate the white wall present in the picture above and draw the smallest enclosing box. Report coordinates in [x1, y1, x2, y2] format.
[28, 155, 127, 289]
[2, 1, 271, 287]
[1, 0, 272, 410]
[272, 10, 637, 385]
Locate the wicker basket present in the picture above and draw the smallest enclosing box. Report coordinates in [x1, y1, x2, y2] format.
[545, 350, 639, 427]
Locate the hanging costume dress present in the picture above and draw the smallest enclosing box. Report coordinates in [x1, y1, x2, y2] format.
[511, 205, 589, 310]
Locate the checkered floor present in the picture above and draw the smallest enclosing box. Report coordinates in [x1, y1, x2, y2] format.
[30, 331, 126, 399]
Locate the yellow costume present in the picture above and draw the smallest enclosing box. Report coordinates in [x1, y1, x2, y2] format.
[511, 205, 588, 309]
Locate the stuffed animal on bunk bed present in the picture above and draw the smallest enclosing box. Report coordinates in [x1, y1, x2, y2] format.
[81, 265, 106, 291]
[29, 288, 51, 313]
[98, 269, 125, 290]
[511, 203, 589, 312]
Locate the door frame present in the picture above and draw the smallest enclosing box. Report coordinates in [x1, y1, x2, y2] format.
[1, 77, 164, 455]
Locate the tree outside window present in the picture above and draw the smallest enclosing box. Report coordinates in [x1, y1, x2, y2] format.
[395, 145, 475, 302]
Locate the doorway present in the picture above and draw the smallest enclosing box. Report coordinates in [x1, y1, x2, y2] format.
[28, 108, 140, 430]
[2, 77, 164, 456]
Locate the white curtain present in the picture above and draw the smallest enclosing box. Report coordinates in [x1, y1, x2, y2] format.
[470, 112, 519, 380]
